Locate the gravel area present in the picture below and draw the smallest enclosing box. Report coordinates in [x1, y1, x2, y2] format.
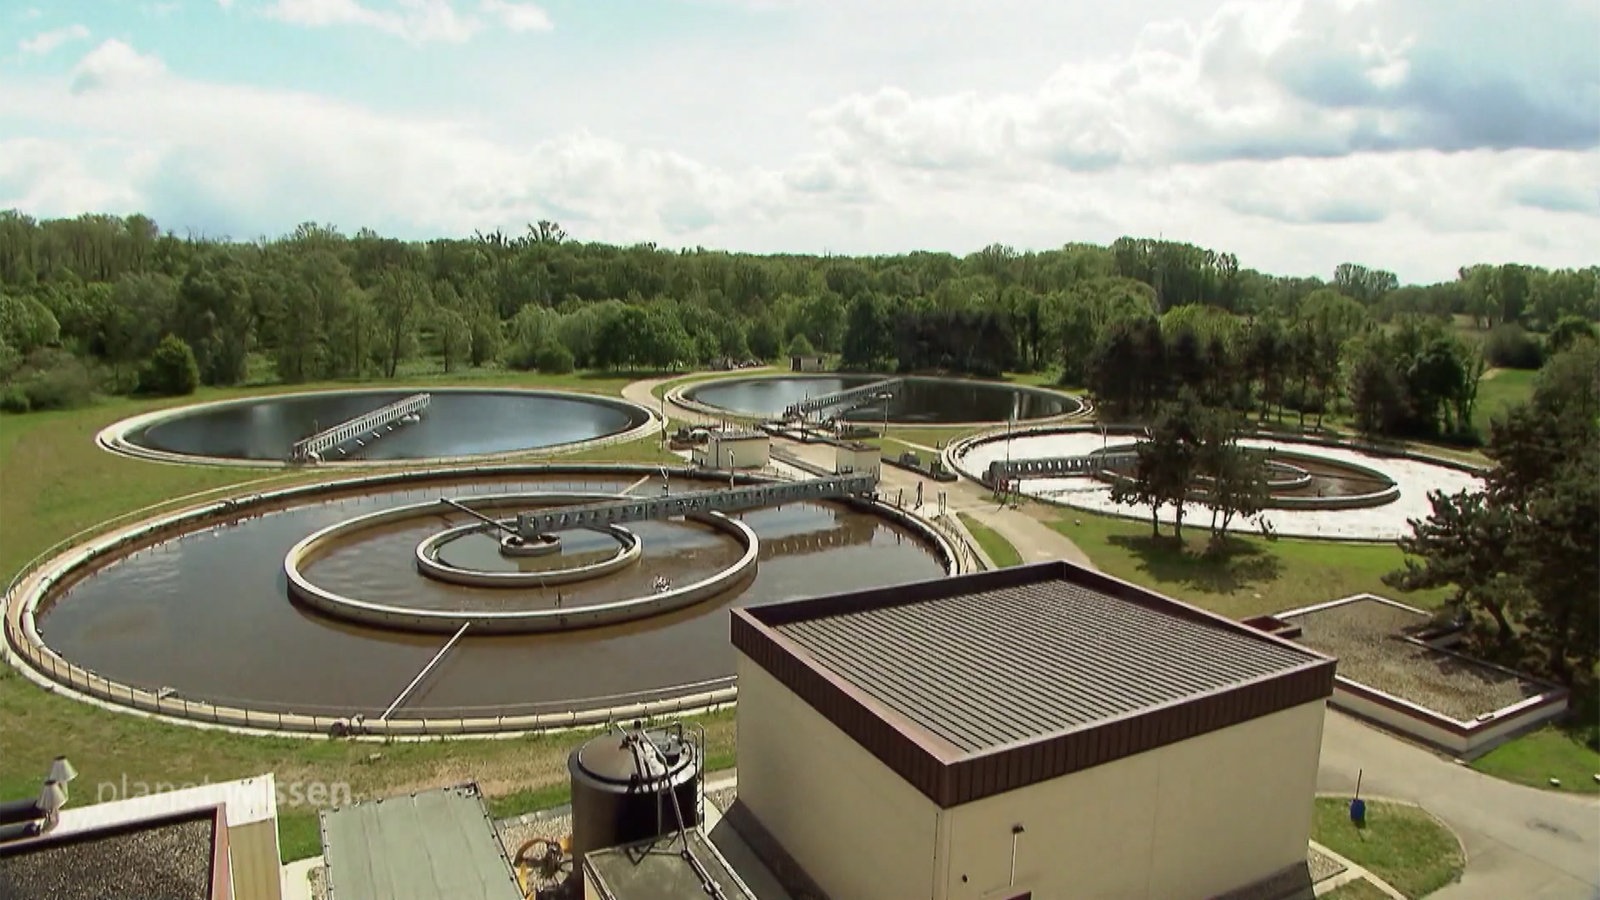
[1308, 846, 1346, 882]
[1288, 599, 1544, 720]
[0, 818, 213, 900]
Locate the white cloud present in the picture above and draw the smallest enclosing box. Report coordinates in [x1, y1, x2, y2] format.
[263, 0, 480, 44]
[2, 5, 1596, 284]
[480, 0, 550, 33]
[69, 40, 167, 94]
[18, 24, 91, 56]
[812, 0, 1600, 174]
[217, 0, 235, 8]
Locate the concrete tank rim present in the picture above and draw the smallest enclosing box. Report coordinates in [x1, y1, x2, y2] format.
[6, 461, 958, 735]
[95, 385, 662, 469]
[672, 372, 1087, 427]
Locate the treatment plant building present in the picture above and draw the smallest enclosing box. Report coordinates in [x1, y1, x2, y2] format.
[729, 561, 1337, 900]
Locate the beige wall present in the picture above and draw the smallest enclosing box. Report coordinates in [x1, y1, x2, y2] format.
[697, 437, 770, 469]
[938, 701, 1326, 900]
[228, 819, 284, 900]
[736, 653, 940, 900]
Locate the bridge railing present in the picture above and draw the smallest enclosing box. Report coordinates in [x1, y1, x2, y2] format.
[784, 377, 904, 420]
[292, 393, 431, 460]
[512, 473, 878, 536]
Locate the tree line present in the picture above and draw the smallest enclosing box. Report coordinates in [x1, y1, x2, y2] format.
[0, 210, 1594, 423]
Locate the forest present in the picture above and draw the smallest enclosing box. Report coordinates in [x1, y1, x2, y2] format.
[0, 210, 1595, 446]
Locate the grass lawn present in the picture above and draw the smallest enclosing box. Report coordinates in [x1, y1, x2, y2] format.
[1470, 726, 1600, 793]
[0, 367, 707, 862]
[1313, 798, 1464, 898]
[957, 513, 1023, 568]
[1472, 367, 1537, 436]
[1321, 879, 1394, 900]
[1049, 511, 1448, 619]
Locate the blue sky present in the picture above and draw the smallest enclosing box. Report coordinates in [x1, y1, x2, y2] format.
[2, 0, 1596, 281]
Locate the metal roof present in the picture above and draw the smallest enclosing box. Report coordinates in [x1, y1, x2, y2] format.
[732, 561, 1335, 807]
[777, 578, 1315, 753]
[320, 785, 522, 900]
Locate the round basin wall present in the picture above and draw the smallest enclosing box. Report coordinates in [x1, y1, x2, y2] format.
[32, 472, 948, 720]
[118, 389, 651, 462]
[684, 375, 1078, 424]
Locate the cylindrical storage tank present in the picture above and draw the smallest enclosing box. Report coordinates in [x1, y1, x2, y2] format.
[568, 728, 701, 859]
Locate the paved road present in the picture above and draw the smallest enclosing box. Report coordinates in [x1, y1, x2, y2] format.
[1318, 711, 1600, 899]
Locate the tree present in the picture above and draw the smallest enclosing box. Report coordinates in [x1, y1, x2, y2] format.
[434, 307, 470, 373]
[786, 332, 816, 357]
[372, 269, 431, 378]
[141, 334, 200, 396]
[1545, 314, 1597, 354]
[1195, 407, 1268, 546]
[1110, 393, 1203, 540]
[534, 342, 574, 374]
[841, 293, 892, 370]
[1389, 342, 1600, 681]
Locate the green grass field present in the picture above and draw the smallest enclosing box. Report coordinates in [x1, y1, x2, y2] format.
[1470, 726, 1600, 794]
[957, 513, 1023, 568]
[1472, 367, 1537, 436]
[1312, 798, 1464, 898]
[1049, 512, 1447, 618]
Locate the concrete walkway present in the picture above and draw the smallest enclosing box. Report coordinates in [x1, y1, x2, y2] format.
[1318, 711, 1600, 899]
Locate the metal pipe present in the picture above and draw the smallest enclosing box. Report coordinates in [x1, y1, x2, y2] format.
[439, 499, 516, 535]
[379, 622, 470, 721]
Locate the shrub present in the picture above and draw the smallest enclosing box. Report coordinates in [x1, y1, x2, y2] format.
[1483, 324, 1543, 370]
[786, 333, 816, 357]
[3, 349, 94, 411]
[140, 334, 201, 396]
[534, 342, 575, 375]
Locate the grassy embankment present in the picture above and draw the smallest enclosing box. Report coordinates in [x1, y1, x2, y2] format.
[1049, 512, 1448, 619]
[1471, 726, 1600, 794]
[1312, 798, 1465, 898]
[956, 513, 1023, 568]
[0, 368, 699, 862]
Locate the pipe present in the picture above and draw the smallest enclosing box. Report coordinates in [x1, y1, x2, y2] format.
[379, 622, 470, 720]
[0, 797, 44, 827]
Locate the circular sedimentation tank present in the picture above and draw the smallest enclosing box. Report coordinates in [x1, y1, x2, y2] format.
[951, 427, 1483, 541]
[99, 387, 656, 465]
[681, 374, 1081, 424]
[14, 466, 952, 732]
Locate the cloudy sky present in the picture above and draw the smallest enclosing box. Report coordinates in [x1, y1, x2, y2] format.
[2, 0, 1596, 282]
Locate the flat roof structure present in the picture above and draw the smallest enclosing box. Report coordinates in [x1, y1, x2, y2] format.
[320, 784, 521, 900]
[732, 560, 1335, 808]
[0, 808, 222, 900]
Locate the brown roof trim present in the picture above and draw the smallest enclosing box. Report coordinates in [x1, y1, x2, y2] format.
[732, 560, 1336, 808]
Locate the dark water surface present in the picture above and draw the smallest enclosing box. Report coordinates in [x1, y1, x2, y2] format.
[685, 375, 1076, 423]
[39, 475, 945, 717]
[127, 390, 648, 461]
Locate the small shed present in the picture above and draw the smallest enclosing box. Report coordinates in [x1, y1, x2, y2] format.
[789, 355, 827, 373]
[833, 441, 880, 479]
[692, 429, 771, 470]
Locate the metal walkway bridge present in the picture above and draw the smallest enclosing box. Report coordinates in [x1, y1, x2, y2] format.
[784, 377, 903, 420]
[292, 393, 430, 461]
[985, 452, 1138, 486]
[507, 473, 879, 538]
